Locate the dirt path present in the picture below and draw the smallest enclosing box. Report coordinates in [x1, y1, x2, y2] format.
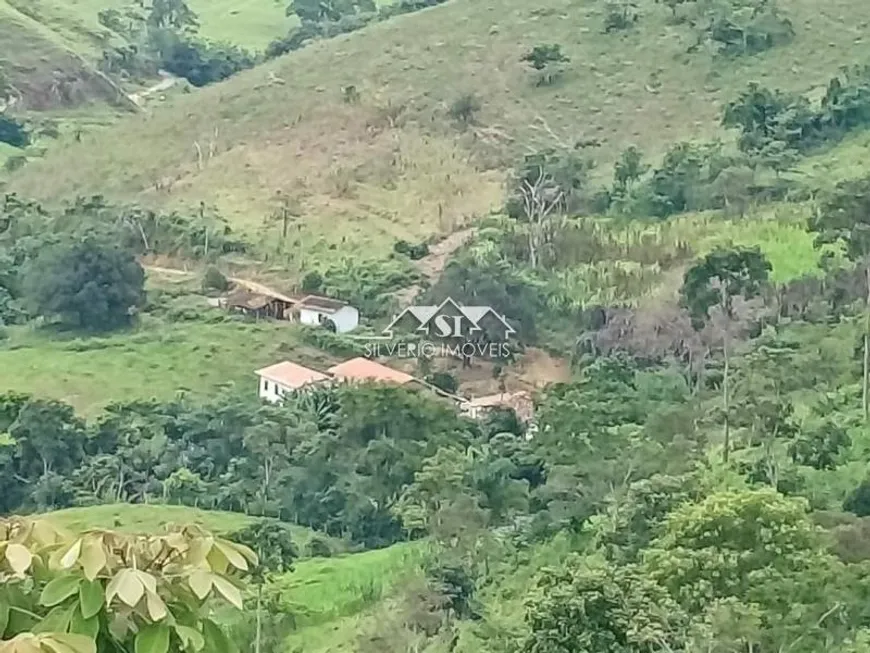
[129, 73, 180, 107]
[142, 265, 298, 299]
[145, 224, 474, 308]
[394, 227, 476, 307]
[144, 265, 191, 277]
[144, 264, 299, 301]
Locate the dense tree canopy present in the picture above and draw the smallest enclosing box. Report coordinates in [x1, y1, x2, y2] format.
[21, 235, 145, 331]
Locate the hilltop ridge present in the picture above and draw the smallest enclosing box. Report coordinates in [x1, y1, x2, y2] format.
[9, 0, 869, 261]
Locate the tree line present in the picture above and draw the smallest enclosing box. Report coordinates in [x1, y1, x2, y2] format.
[0, 384, 527, 549]
[97, 0, 255, 87]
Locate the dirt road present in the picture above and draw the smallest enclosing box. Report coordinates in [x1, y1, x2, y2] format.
[144, 264, 299, 302]
[129, 73, 180, 107]
[394, 227, 475, 306]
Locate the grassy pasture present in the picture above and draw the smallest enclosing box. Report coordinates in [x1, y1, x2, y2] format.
[25, 0, 293, 52]
[10, 0, 868, 263]
[0, 312, 334, 416]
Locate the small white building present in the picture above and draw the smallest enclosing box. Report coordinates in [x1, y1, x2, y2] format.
[297, 296, 359, 333]
[460, 391, 535, 423]
[255, 361, 330, 402]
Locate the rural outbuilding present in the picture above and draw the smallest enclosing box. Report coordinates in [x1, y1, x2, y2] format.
[296, 295, 359, 333]
[221, 289, 294, 320]
[255, 361, 330, 402]
[326, 357, 415, 385]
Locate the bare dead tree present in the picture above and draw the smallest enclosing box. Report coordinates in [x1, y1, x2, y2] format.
[529, 114, 572, 150]
[117, 210, 150, 252]
[518, 166, 564, 269]
[193, 141, 203, 170]
[208, 127, 219, 159]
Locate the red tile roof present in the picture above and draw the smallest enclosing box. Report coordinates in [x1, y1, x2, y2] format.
[256, 361, 330, 389]
[327, 358, 415, 385]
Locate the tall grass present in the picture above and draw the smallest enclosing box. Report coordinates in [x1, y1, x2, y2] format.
[543, 206, 827, 310]
[268, 542, 427, 628]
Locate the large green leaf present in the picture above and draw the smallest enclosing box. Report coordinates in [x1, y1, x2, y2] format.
[174, 625, 205, 652]
[144, 590, 167, 622]
[106, 569, 144, 608]
[40, 576, 82, 607]
[78, 538, 107, 582]
[59, 539, 83, 570]
[187, 570, 212, 600]
[210, 576, 243, 610]
[202, 620, 236, 653]
[213, 541, 248, 572]
[5, 543, 33, 575]
[135, 624, 170, 653]
[0, 600, 9, 637]
[32, 603, 75, 634]
[42, 633, 97, 653]
[70, 606, 99, 639]
[78, 581, 103, 620]
[7, 604, 40, 633]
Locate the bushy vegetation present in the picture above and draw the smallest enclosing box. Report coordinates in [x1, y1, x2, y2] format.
[0, 383, 517, 549]
[267, 0, 450, 58]
[0, 114, 29, 148]
[314, 256, 422, 317]
[724, 67, 870, 156]
[603, 0, 640, 33]
[520, 44, 570, 86]
[691, 0, 795, 56]
[2, 193, 247, 261]
[11, 0, 870, 651]
[98, 0, 255, 86]
[0, 193, 248, 329]
[393, 238, 430, 260]
[21, 234, 146, 331]
[583, 66, 870, 219]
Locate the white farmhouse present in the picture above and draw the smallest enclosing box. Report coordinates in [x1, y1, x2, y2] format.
[296, 295, 359, 333]
[460, 391, 536, 435]
[255, 361, 330, 402]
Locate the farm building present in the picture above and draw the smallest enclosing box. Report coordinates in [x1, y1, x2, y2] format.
[296, 295, 359, 333]
[326, 357, 415, 385]
[460, 391, 535, 423]
[255, 361, 330, 402]
[221, 289, 294, 320]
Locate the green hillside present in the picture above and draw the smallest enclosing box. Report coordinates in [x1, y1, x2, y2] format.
[25, 0, 292, 52]
[0, 313, 334, 416]
[0, 0, 291, 116]
[0, 0, 127, 110]
[6, 0, 870, 651]
[8, 0, 869, 260]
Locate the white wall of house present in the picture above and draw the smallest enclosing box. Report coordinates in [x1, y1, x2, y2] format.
[459, 403, 484, 420]
[258, 376, 292, 403]
[299, 306, 359, 333]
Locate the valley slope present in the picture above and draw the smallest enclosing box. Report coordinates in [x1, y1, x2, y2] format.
[10, 0, 869, 262]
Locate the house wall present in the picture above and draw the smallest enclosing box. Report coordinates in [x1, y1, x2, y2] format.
[299, 306, 359, 333]
[460, 404, 486, 420]
[298, 308, 322, 328]
[332, 306, 359, 333]
[258, 377, 292, 403]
